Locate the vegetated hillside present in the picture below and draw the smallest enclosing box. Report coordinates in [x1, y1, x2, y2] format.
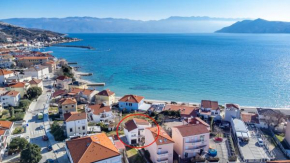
[0, 21, 72, 43]
[215, 18, 290, 33]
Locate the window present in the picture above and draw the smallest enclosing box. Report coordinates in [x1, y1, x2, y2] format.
[78, 127, 80, 129]
[82, 126, 85, 130]
[65, 106, 68, 108]
[70, 128, 73, 132]
[72, 105, 74, 107]
[200, 135, 205, 142]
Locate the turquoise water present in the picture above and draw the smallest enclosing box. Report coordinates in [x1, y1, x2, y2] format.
[44, 33, 290, 108]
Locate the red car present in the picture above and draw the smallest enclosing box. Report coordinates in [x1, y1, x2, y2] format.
[42, 135, 48, 141]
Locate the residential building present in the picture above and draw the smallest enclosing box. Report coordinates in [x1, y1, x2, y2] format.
[6, 82, 30, 97]
[58, 98, 77, 119]
[44, 60, 56, 73]
[241, 112, 259, 126]
[0, 91, 20, 107]
[118, 94, 145, 111]
[183, 117, 210, 131]
[68, 81, 88, 90]
[68, 88, 97, 103]
[163, 104, 198, 119]
[65, 133, 121, 163]
[56, 76, 72, 90]
[172, 124, 210, 159]
[199, 100, 220, 118]
[0, 69, 15, 85]
[85, 103, 113, 124]
[224, 103, 241, 122]
[124, 118, 151, 144]
[17, 56, 48, 67]
[95, 89, 116, 106]
[24, 65, 49, 79]
[29, 79, 43, 90]
[0, 121, 14, 162]
[256, 108, 285, 129]
[64, 112, 87, 137]
[52, 89, 67, 98]
[145, 127, 174, 163]
[6, 75, 32, 84]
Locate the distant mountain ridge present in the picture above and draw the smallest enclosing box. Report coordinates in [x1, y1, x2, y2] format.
[216, 19, 290, 33]
[0, 16, 243, 33]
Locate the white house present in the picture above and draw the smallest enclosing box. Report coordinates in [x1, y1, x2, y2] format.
[24, 65, 49, 79]
[65, 133, 121, 163]
[0, 69, 15, 85]
[118, 94, 145, 111]
[56, 76, 72, 90]
[64, 112, 88, 137]
[224, 103, 241, 122]
[199, 100, 220, 118]
[85, 103, 113, 124]
[0, 121, 14, 161]
[124, 118, 151, 144]
[0, 90, 20, 107]
[6, 75, 32, 84]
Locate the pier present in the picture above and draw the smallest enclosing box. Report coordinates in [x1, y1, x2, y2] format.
[68, 62, 77, 64]
[78, 73, 93, 76]
[52, 44, 95, 50]
[87, 83, 105, 86]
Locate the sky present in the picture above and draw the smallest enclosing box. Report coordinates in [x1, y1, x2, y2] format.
[1, 0, 290, 21]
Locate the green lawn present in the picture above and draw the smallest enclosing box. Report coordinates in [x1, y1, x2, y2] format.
[126, 148, 145, 163]
[105, 130, 124, 137]
[276, 134, 285, 142]
[12, 126, 24, 135]
[49, 107, 58, 115]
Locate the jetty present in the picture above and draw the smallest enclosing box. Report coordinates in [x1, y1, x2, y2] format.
[87, 83, 105, 86]
[68, 62, 77, 64]
[78, 73, 93, 76]
[52, 44, 95, 50]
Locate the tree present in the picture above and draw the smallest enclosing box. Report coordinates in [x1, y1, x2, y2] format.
[9, 137, 28, 153]
[20, 143, 42, 163]
[157, 114, 165, 124]
[27, 87, 42, 100]
[51, 121, 66, 141]
[19, 99, 31, 111]
[9, 106, 15, 117]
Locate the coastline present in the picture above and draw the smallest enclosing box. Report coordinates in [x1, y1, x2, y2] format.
[71, 67, 290, 111]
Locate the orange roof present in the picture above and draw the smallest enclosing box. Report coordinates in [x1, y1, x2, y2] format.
[56, 76, 71, 80]
[0, 69, 14, 76]
[164, 104, 198, 116]
[241, 112, 259, 124]
[0, 121, 13, 136]
[4, 90, 20, 97]
[59, 98, 77, 105]
[133, 118, 149, 125]
[69, 88, 95, 96]
[184, 117, 210, 127]
[9, 82, 26, 88]
[29, 79, 42, 84]
[97, 89, 115, 96]
[201, 100, 219, 110]
[88, 104, 111, 115]
[64, 112, 86, 122]
[148, 127, 174, 145]
[66, 133, 120, 163]
[119, 94, 144, 103]
[18, 56, 48, 60]
[173, 124, 209, 137]
[45, 60, 55, 65]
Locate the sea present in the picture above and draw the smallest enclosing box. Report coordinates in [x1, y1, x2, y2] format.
[43, 33, 290, 108]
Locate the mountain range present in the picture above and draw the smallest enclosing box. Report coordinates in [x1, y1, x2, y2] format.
[0, 16, 242, 33]
[216, 19, 290, 33]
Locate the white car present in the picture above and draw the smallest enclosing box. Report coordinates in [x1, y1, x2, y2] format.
[258, 138, 264, 146]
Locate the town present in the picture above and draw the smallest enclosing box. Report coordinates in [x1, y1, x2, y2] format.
[0, 41, 290, 163]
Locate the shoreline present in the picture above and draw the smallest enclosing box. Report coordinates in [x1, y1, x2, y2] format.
[71, 67, 290, 111]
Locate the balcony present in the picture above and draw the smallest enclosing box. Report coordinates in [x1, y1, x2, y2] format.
[185, 139, 202, 144]
[184, 145, 206, 152]
[156, 158, 168, 163]
[157, 151, 168, 157]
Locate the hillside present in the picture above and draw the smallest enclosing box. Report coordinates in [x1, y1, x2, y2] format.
[0, 21, 74, 43]
[0, 16, 243, 33]
[215, 19, 290, 33]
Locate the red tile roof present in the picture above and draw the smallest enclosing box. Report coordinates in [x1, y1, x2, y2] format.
[4, 90, 20, 97]
[88, 104, 111, 115]
[9, 82, 26, 88]
[97, 89, 115, 96]
[52, 89, 66, 98]
[29, 79, 42, 84]
[66, 133, 120, 163]
[69, 88, 95, 96]
[241, 112, 259, 124]
[163, 104, 198, 117]
[226, 103, 240, 110]
[18, 56, 48, 60]
[56, 76, 71, 80]
[124, 119, 138, 132]
[119, 94, 144, 103]
[173, 124, 209, 137]
[0, 121, 13, 136]
[64, 112, 87, 122]
[59, 98, 77, 105]
[147, 127, 174, 145]
[133, 118, 149, 125]
[0, 69, 14, 76]
[201, 100, 219, 110]
[184, 117, 210, 127]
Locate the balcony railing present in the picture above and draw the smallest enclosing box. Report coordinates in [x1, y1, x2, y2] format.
[185, 139, 202, 143]
[156, 158, 168, 163]
[157, 151, 168, 155]
[157, 151, 168, 158]
[185, 145, 206, 151]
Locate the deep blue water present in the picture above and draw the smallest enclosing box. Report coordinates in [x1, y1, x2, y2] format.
[44, 33, 290, 108]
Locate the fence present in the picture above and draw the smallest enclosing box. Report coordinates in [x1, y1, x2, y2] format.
[270, 129, 290, 158]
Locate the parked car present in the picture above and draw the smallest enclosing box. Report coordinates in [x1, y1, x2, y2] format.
[258, 138, 264, 146]
[47, 145, 52, 151]
[42, 135, 48, 141]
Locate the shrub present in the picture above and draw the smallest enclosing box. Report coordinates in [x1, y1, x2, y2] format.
[228, 155, 237, 161]
[191, 155, 206, 163]
[2, 110, 9, 115]
[51, 121, 66, 141]
[18, 99, 31, 111]
[9, 137, 28, 153]
[10, 112, 25, 121]
[207, 157, 219, 162]
[20, 143, 42, 163]
[27, 87, 42, 100]
[13, 127, 24, 134]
